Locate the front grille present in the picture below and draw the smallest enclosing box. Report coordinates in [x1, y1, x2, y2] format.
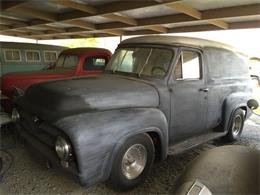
[18, 108, 80, 173]
[19, 109, 59, 148]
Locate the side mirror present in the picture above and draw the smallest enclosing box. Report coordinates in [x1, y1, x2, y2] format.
[247, 99, 259, 110]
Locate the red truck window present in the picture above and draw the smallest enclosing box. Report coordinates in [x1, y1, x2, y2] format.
[83, 56, 107, 71]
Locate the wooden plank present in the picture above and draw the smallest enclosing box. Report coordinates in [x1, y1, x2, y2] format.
[38, 25, 67, 33]
[12, 7, 57, 22]
[166, 2, 202, 19]
[208, 20, 229, 29]
[3, 2, 259, 33]
[146, 25, 168, 33]
[0, 16, 28, 26]
[1, 1, 28, 11]
[48, 0, 97, 14]
[0, 24, 12, 30]
[102, 13, 138, 26]
[103, 29, 124, 36]
[2, 3, 260, 37]
[64, 19, 96, 30]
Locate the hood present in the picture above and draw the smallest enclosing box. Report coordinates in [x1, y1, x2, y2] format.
[1, 69, 74, 95]
[17, 74, 159, 121]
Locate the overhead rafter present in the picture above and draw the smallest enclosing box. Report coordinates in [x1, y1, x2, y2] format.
[0, 16, 28, 26]
[48, 0, 138, 26]
[48, 0, 97, 14]
[0, 0, 29, 11]
[2, 0, 180, 31]
[24, 20, 260, 39]
[166, 2, 202, 19]
[102, 13, 138, 26]
[102, 29, 124, 36]
[5, 4, 97, 30]
[11, 6, 57, 22]
[37, 25, 67, 33]
[207, 20, 229, 29]
[146, 25, 168, 33]
[165, 1, 230, 29]
[64, 19, 95, 30]
[18, 3, 260, 39]
[1, 1, 260, 39]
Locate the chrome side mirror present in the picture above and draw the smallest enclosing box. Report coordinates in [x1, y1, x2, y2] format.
[247, 99, 259, 110]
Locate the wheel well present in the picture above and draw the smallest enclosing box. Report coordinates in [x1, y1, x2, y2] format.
[146, 132, 162, 162]
[240, 106, 247, 118]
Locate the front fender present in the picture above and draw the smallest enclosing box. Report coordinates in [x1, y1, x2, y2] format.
[54, 108, 168, 186]
[223, 92, 251, 132]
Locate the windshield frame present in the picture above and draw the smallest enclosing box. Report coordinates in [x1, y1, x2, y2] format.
[105, 44, 176, 80]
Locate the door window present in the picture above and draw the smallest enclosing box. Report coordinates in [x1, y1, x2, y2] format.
[174, 50, 201, 80]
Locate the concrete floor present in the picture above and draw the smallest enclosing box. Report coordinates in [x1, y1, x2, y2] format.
[1, 115, 260, 194]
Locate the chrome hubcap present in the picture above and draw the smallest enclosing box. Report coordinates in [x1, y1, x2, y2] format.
[232, 115, 242, 136]
[122, 144, 147, 180]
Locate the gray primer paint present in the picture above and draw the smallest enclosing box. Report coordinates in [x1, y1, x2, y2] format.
[16, 36, 252, 187]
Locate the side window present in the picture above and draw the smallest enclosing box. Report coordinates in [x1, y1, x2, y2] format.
[44, 51, 57, 62]
[174, 50, 201, 80]
[4, 49, 21, 62]
[25, 50, 41, 62]
[83, 56, 107, 71]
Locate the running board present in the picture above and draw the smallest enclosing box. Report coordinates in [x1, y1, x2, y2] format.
[168, 132, 226, 155]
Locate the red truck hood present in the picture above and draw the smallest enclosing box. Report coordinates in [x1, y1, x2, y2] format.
[1, 69, 75, 97]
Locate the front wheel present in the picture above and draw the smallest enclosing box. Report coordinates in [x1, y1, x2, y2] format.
[225, 108, 245, 142]
[109, 133, 155, 191]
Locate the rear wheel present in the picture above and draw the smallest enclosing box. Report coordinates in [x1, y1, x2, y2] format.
[225, 108, 245, 142]
[109, 133, 155, 191]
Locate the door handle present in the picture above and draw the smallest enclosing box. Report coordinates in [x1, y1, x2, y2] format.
[199, 88, 209, 92]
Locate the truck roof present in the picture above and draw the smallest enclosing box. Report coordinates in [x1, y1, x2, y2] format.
[120, 35, 244, 54]
[61, 47, 112, 55]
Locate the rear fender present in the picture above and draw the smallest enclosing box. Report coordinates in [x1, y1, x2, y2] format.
[223, 92, 251, 132]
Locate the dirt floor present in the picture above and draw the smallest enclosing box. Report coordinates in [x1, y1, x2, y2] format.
[0, 113, 259, 194]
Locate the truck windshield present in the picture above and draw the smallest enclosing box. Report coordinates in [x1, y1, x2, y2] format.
[55, 54, 78, 69]
[105, 47, 173, 78]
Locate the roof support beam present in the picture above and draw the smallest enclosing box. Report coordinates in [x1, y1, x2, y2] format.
[64, 19, 96, 30]
[102, 13, 138, 26]
[37, 25, 67, 33]
[207, 20, 229, 29]
[48, 0, 138, 26]
[165, 1, 230, 29]
[11, 6, 57, 22]
[0, 16, 28, 26]
[146, 25, 168, 33]
[0, 0, 29, 11]
[48, 0, 97, 14]
[3, 0, 179, 31]
[103, 29, 124, 36]
[1, 3, 260, 38]
[166, 2, 202, 19]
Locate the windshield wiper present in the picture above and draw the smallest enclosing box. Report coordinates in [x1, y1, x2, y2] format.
[138, 49, 153, 78]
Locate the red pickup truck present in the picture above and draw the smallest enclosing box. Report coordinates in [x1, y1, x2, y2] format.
[1, 47, 112, 112]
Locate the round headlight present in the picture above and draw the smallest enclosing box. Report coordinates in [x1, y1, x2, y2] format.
[55, 136, 71, 161]
[11, 108, 20, 121]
